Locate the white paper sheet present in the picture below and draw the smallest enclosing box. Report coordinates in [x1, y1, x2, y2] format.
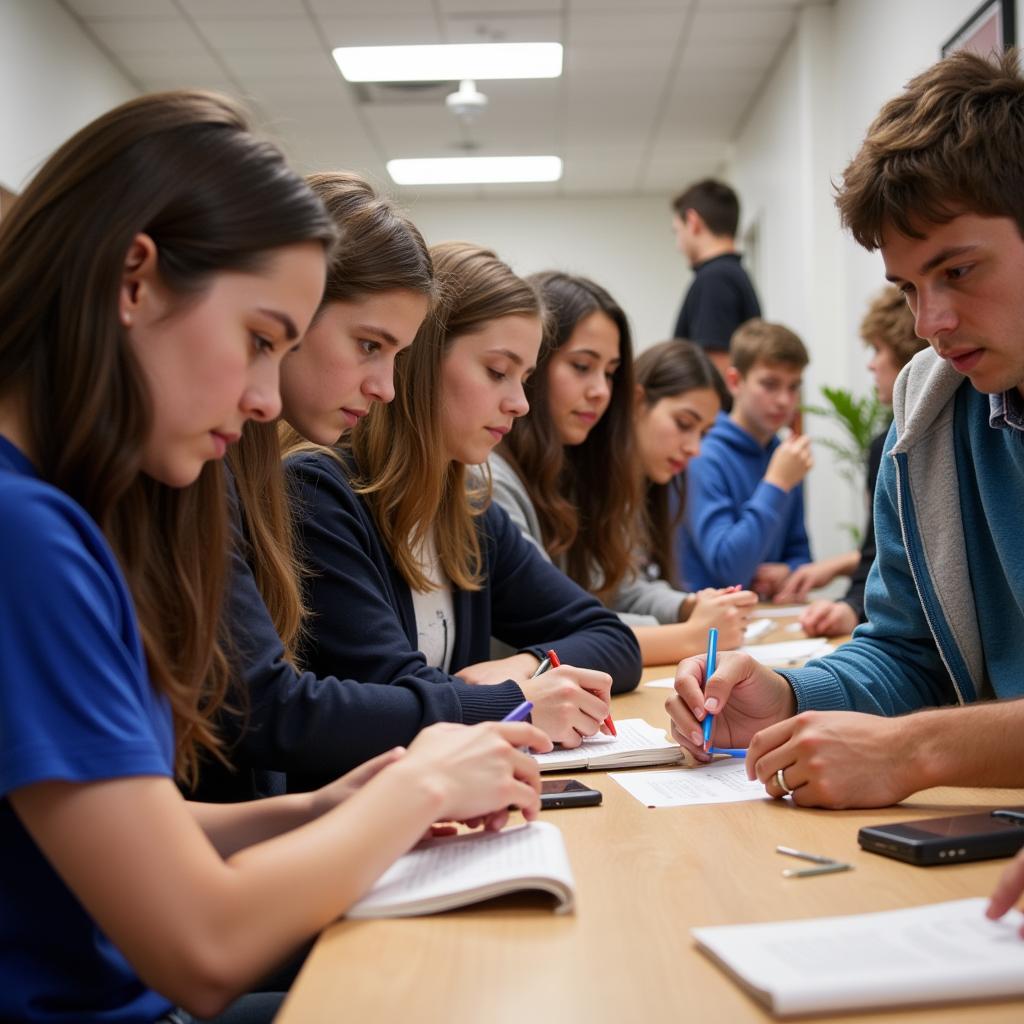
[609, 759, 765, 807]
[738, 638, 831, 665]
[743, 618, 774, 642]
[644, 675, 675, 689]
[750, 604, 806, 618]
[692, 898, 1024, 1015]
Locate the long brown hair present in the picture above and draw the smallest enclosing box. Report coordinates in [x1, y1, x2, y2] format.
[499, 271, 638, 600]
[0, 91, 335, 783]
[231, 172, 433, 660]
[634, 340, 722, 589]
[348, 241, 543, 592]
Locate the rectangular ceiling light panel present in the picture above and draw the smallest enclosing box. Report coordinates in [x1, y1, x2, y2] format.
[333, 43, 563, 82]
[387, 156, 563, 185]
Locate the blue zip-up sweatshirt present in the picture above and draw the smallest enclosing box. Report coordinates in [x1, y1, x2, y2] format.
[779, 348, 1024, 712]
[678, 412, 811, 589]
[286, 450, 642, 790]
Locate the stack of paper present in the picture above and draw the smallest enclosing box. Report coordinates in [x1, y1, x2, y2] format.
[692, 898, 1024, 1015]
[532, 718, 682, 771]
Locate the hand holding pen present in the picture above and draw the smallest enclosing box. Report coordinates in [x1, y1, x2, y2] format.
[520, 648, 614, 748]
[664, 645, 797, 764]
[533, 649, 616, 737]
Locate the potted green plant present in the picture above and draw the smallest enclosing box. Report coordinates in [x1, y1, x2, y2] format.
[803, 386, 891, 543]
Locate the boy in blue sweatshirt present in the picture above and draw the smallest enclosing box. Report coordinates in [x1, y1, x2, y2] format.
[680, 318, 816, 595]
[667, 48, 1024, 816]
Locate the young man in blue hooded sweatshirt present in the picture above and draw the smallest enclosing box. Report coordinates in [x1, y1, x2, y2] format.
[667, 47, 1024, 814]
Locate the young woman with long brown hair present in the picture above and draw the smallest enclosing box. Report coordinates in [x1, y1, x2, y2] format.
[491, 274, 754, 665]
[284, 243, 641, 752]
[0, 94, 546, 1024]
[196, 172, 454, 800]
[631, 340, 757, 663]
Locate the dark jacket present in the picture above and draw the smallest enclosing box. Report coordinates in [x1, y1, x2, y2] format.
[288, 450, 642, 783]
[191, 473, 520, 802]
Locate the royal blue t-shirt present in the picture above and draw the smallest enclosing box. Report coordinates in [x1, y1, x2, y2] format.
[0, 435, 175, 1023]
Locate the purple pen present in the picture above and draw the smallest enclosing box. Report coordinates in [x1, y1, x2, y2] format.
[502, 700, 534, 722]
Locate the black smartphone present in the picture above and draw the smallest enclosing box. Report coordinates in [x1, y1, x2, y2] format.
[858, 808, 1024, 866]
[540, 779, 602, 810]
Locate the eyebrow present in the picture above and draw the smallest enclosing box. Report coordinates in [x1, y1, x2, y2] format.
[488, 347, 525, 366]
[354, 323, 402, 347]
[571, 348, 621, 367]
[885, 244, 977, 282]
[257, 308, 299, 341]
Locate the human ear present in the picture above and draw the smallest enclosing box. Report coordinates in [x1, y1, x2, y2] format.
[724, 366, 742, 396]
[119, 233, 160, 328]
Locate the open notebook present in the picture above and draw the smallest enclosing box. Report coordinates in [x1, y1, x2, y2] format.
[347, 820, 575, 918]
[692, 897, 1024, 1016]
[533, 718, 682, 772]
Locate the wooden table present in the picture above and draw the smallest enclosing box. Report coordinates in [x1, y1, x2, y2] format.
[278, 657, 1024, 1023]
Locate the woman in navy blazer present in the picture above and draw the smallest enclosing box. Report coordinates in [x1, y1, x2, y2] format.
[285, 242, 641, 788]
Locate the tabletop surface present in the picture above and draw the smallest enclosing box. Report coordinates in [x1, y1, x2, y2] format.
[277, 623, 1024, 1024]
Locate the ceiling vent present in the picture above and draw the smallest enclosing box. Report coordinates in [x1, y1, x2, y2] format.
[352, 81, 455, 106]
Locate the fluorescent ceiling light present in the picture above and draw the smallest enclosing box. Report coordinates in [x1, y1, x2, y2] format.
[333, 43, 562, 82]
[387, 156, 563, 186]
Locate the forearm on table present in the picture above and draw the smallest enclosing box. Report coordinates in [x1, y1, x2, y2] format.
[900, 698, 1024, 791]
[632, 621, 703, 666]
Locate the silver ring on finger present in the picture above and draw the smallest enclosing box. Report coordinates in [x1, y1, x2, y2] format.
[776, 767, 795, 796]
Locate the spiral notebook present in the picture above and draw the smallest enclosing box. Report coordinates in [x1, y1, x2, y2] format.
[347, 820, 575, 918]
[531, 718, 683, 772]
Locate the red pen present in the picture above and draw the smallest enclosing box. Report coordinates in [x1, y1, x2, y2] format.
[545, 648, 617, 737]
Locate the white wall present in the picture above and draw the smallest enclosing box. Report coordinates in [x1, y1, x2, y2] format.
[403, 194, 685, 349]
[728, 0, 979, 561]
[0, 0, 137, 193]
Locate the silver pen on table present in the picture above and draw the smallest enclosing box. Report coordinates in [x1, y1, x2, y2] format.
[776, 845, 837, 865]
[782, 862, 853, 878]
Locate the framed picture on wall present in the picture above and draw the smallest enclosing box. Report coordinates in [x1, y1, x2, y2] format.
[942, 0, 1015, 57]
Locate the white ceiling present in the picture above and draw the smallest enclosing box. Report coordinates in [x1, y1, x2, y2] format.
[60, 0, 822, 198]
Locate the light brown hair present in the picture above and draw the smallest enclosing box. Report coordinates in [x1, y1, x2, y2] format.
[0, 91, 336, 783]
[230, 172, 433, 660]
[729, 318, 809, 376]
[859, 285, 926, 369]
[835, 48, 1024, 250]
[499, 271, 639, 601]
[348, 241, 543, 593]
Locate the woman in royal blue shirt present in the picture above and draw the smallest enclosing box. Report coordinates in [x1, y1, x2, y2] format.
[0, 93, 546, 1024]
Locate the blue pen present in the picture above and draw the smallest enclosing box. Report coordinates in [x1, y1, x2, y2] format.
[502, 700, 534, 722]
[701, 627, 718, 752]
[708, 746, 747, 758]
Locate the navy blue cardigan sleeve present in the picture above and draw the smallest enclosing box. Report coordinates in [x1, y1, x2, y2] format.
[287, 451, 526, 722]
[290, 450, 640, 703]
[192, 473, 501, 801]
[481, 502, 642, 694]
